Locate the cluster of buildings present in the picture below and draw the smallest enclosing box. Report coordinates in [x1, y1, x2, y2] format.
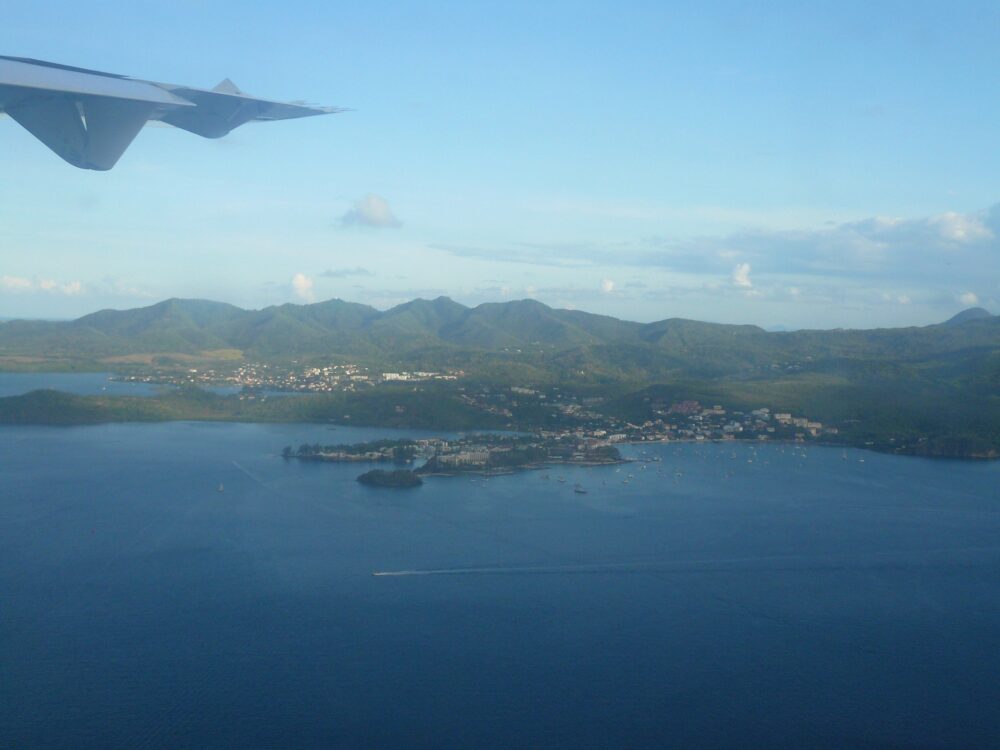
[117, 362, 462, 393]
[381, 370, 461, 382]
[653, 403, 837, 442]
[457, 385, 838, 446]
[573, 401, 839, 444]
[227, 362, 375, 392]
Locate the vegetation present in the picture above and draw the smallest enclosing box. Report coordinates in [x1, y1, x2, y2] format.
[0, 297, 997, 458]
[2, 297, 997, 378]
[0, 386, 507, 431]
[287, 439, 418, 461]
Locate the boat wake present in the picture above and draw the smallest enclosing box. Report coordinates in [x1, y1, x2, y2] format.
[372, 546, 1000, 577]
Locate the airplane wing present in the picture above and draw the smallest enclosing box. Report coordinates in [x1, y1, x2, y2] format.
[0, 55, 344, 170]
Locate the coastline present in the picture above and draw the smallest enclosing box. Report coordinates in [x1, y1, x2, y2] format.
[414, 458, 632, 478]
[0, 387, 995, 461]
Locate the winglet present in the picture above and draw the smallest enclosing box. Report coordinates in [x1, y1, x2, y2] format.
[212, 78, 244, 95]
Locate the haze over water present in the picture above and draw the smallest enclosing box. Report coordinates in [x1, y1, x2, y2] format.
[2, 421, 998, 748]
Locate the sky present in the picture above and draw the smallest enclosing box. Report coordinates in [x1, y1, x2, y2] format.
[2, 1, 999, 328]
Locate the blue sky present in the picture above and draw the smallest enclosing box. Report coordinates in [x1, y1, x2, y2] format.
[2, 1, 999, 327]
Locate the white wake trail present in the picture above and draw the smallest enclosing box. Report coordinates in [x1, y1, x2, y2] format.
[372, 547, 1000, 577]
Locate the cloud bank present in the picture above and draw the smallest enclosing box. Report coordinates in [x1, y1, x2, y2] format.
[1, 275, 83, 295]
[432, 204, 1000, 308]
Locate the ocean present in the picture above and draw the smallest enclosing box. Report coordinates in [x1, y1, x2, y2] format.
[0, 372, 164, 398]
[1, 420, 998, 748]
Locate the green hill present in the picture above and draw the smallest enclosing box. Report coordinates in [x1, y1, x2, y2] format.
[4, 298, 996, 370]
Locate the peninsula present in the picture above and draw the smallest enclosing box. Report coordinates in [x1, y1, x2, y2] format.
[286, 433, 627, 483]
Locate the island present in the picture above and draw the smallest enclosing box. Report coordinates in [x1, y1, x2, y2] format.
[357, 469, 423, 488]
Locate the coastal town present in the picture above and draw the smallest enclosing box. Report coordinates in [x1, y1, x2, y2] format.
[570, 400, 840, 444]
[114, 361, 463, 393]
[452, 384, 839, 444]
[284, 392, 837, 487]
[115, 362, 837, 450]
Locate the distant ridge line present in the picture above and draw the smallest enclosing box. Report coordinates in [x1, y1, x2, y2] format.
[0, 296, 995, 369]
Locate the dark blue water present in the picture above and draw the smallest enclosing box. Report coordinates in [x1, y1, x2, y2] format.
[0, 372, 164, 398]
[0, 373, 301, 399]
[1, 424, 998, 749]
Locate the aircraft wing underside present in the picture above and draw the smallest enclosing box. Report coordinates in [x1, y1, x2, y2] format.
[0, 55, 343, 170]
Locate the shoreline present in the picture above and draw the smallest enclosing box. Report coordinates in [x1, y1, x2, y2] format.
[0, 387, 995, 461]
[415, 458, 632, 478]
[1, 416, 995, 461]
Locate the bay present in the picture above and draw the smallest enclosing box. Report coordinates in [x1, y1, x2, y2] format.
[1, 421, 998, 748]
[0, 372, 296, 399]
[0, 372, 163, 398]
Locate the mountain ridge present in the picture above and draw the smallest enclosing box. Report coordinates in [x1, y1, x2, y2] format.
[0, 298, 997, 379]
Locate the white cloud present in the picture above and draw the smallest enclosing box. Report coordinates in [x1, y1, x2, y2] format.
[1, 275, 33, 291]
[732, 263, 752, 288]
[959, 291, 980, 306]
[600, 279, 615, 293]
[882, 291, 912, 305]
[292, 273, 315, 302]
[1, 275, 83, 295]
[60, 280, 83, 295]
[341, 194, 402, 228]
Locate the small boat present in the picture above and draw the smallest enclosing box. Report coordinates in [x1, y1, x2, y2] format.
[574, 487, 588, 494]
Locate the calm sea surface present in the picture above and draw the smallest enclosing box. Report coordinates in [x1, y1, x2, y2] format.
[1, 421, 998, 749]
[0, 372, 163, 398]
[0, 372, 289, 399]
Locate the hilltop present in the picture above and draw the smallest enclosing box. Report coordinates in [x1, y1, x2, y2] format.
[1, 297, 997, 378]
